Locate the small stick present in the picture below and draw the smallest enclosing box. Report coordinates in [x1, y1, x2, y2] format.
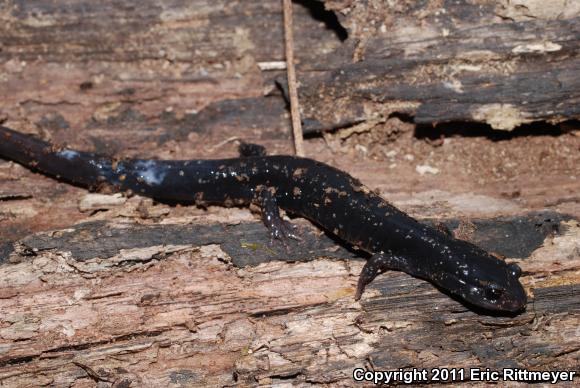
[283, 0, 305, 157]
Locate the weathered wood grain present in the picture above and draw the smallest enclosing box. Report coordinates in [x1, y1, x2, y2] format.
[297, 1, 580, 131]
[0, 214, 578, 386]
[1, 1, 579, 386]
[1, 211, 569, 266]
[2, 0, 579, 137]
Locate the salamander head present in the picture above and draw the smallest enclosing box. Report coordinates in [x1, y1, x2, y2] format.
[434, 242, 527, 313]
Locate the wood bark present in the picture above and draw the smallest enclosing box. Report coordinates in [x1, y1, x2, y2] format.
[1, 213, 579, 386]
[0, 1, 578, 136]
[0, 0, 579, 386]
[297, 0, 580, 131]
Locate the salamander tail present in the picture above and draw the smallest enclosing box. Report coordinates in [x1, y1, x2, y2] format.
[0, 126, 114, 189]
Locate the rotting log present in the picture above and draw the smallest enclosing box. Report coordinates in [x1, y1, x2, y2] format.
[0, 212, 578, 386]
[296, 0, 580, 131]
[0, 0, 579, 386]
[1, 1, 580, 139]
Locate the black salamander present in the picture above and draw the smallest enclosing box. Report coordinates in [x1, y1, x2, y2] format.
[0, 126, 526, 312]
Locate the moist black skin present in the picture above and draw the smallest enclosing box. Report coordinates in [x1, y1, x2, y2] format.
[0, 126, 527, 312]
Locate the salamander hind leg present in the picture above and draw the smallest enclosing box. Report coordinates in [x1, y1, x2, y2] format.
[355, 253, 410, 300]
[257, 187, 301, 245]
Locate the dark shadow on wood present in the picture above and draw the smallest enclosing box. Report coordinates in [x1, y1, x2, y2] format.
[293, 0, 348, 42]
[414, 120, 573, 142]
[2, 211, 571, 267]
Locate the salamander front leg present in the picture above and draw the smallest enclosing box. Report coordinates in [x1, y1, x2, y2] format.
[238, 142, 267, 157]
[355, 253, 410, 300]
[257, 188, 301, 244]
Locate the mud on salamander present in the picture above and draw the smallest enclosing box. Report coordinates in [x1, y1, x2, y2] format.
[0, 126, 526, 312]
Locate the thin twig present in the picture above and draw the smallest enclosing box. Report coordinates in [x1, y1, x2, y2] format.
[283, 0, 305, 157]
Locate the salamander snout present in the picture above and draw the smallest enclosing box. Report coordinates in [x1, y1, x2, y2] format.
[480, 280, 527, 312]
[437, 246, 528, 313]
[465, 262, 527, 313]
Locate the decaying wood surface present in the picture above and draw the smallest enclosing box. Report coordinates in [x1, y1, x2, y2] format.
[1, 0, 579, 136]
[299, 0, 580, 131]
[0, 213, 579, 386]
[1, 0, 579, 386]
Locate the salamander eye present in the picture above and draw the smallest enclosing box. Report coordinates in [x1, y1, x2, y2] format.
[484, 285, 504, 302]
[508, 263, 522, 278]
